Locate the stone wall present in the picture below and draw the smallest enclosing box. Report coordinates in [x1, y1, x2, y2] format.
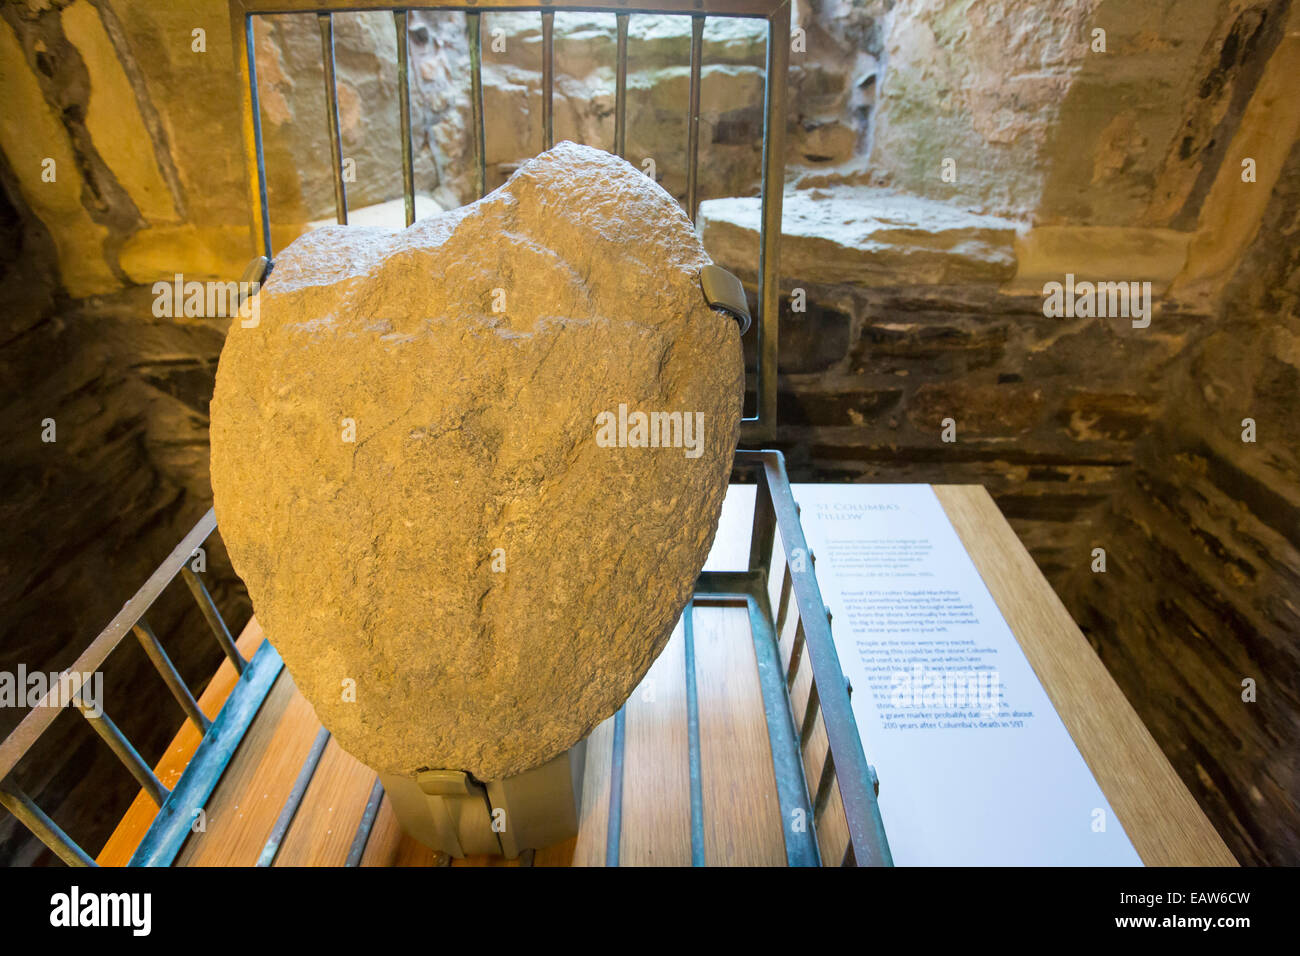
[699, 189, 1186, 580]
[0, 170, 248, 865]
[1057, 132, 1300, 866]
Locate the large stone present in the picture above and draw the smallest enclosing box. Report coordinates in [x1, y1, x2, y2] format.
[210, 142, 743, 781]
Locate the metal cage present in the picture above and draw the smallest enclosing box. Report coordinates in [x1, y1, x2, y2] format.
[229, 0, 786, 442]
[0, 0, 893, 868]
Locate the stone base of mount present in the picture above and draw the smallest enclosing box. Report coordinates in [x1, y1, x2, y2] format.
[210, 142, 743, 782]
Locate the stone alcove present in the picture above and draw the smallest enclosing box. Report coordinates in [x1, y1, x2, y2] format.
[0, 0, 1297, 865]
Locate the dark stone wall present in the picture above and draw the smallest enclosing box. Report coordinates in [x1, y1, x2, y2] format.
[1055, 136, 1300, 866]
[746, 280, 1188, 583]
[0, 173, 248, 866]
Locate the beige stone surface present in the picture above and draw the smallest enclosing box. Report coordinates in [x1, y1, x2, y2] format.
[61, 0, 177, 224]
[1008, 225, 1191, 295]
[699, 186, 1019, 287]
[1170, 3, 1300, 309]
[0, 20, 117, 297]
[211, 142, 742, 781]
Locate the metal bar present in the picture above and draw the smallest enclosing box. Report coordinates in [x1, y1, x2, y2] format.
[134, 620, 211, 734]
[685, 14, 704, 222]
[775, 562, 792, 637]
[614, 13, 628, 158]
[233, 10, 273, 259]
[812, 749, 835, 822]
[696, 569, 763, 596]
[683, 604, 705, 866]
[541, 11, 555, 150]
[752, 2, 789, 441]
[0, 780, 97, 867]
[748, 468, 777, 576]
[394, 9, 416, 227]
[318, 12, 348, 225]
[745, 592, 820, 866]
[751, 448, 893, 866]
[131, 640, 284, 866]
[0, 509, 217, 782]
[345, 777, 386, 866]
[785, 619, 805, 688]
[604, 703, 626, 866]
[76, 701, 170, 808]
[182, 567, 246, 675]
[798, 682, 819, 750]
[232, 0, 787, 17]
[693, 569, 820, 866]
[258, 726, 331, 866]
[467, 12, 487, 199]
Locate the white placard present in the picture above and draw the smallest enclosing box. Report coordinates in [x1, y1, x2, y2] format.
[792, 483, 1141, 866]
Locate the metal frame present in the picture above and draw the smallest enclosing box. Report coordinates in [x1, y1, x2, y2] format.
[599, 450, 891, 866]
[0, 510, 284, 867]
[228, 0, 785, 442]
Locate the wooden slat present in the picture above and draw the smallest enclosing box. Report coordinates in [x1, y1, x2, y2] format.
[693, 605, 786, 865]
[933, 485, 1237, 867]
[176, 673, 319, 866]
[532, 836, 576, 866]
[620, 620, 691, 865]
[273, 736, 382, 866]
[571, 714, 614, 866]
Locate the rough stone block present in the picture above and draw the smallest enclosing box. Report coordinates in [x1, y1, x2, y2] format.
[211, 143, 743, 781]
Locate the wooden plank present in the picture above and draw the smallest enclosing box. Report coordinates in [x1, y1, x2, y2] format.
[273, 736, 377, 866]
[97, 618, 265, 866]
[620, 620, 691, 865]
[693, 604, 786, 865]
[571, 714, 614, 866]
[933, 485, 1237, 867]
[175, 672, 319, 866]
[532, 835, 576, 866]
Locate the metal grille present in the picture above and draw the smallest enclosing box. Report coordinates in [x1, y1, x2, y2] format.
[229, 0, 787, 442]
[0, 510, 284, 867]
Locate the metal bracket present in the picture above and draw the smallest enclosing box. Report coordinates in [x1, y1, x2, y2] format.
[241, 254, 271, 287]
[381, 740, 587, 860]
[700, 264, 751, 336]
